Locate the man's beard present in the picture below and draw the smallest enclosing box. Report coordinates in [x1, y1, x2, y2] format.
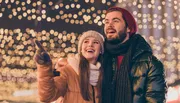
[106, 32, 127, 44]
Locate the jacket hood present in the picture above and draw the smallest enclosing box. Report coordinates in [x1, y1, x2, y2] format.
[131, 34, 152, 60]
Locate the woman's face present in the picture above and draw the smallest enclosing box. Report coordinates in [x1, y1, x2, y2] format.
[81, 37, 101, 64]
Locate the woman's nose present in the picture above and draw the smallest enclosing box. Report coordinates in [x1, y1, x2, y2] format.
[88, 41, 93, 47]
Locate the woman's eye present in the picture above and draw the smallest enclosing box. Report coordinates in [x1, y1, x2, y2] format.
[83, 40, 88, 43]
[94, 41, 99, 44]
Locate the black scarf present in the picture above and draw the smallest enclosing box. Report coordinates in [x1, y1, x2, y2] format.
[103, 34, 148, 103]
[105, 37, 131, 56]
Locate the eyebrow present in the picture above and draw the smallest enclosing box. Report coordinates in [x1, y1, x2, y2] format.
[105, 17, 121, 21]
[84, 38, 98, 41]
[84, 38, 90, 40]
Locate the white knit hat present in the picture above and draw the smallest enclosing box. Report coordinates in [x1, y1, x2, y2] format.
[78, 30, 104, 54]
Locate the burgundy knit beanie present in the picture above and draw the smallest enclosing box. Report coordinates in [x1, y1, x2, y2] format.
[106, 6, 137, 36]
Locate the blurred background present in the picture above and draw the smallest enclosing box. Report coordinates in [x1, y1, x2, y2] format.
[0, 0, 179, 103]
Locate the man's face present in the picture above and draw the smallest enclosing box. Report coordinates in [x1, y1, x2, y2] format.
[104, 11, 130, 42]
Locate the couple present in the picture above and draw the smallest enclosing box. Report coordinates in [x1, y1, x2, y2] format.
[34, 7, 167, 103]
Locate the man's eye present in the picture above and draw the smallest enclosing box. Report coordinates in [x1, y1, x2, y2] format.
[113, 20, 119, 22]
[105, 21, 109, 24]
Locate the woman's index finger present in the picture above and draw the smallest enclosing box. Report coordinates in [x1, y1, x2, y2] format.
[34, 40, 45, 51]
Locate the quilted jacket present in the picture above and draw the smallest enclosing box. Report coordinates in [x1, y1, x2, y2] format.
[102, 34, 167, 103]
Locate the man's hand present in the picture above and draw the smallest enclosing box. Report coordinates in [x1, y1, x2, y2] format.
[34, 40, 52, 65]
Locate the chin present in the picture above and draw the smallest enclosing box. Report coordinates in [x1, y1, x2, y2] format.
[86, 57, 94, 60]
[107, 37, 119, 41]
[84, 55, 93, 59]
[107, 35, 118, 39]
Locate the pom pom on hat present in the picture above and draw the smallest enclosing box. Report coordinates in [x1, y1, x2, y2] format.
[78, 30, 104, 54]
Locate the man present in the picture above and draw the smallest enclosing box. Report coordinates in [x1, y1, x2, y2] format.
[102, 7, 167, 103]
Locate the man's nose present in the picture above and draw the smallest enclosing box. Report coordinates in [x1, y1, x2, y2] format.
[107, 21, 113, 27]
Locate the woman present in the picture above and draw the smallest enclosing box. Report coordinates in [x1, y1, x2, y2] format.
[34, 30, 104, 103]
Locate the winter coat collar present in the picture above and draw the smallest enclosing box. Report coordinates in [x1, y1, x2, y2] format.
[129, 34, 153, 60]
[67, 54, 101, 75]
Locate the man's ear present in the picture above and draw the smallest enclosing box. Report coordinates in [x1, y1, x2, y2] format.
[127, 27, 130, 33]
